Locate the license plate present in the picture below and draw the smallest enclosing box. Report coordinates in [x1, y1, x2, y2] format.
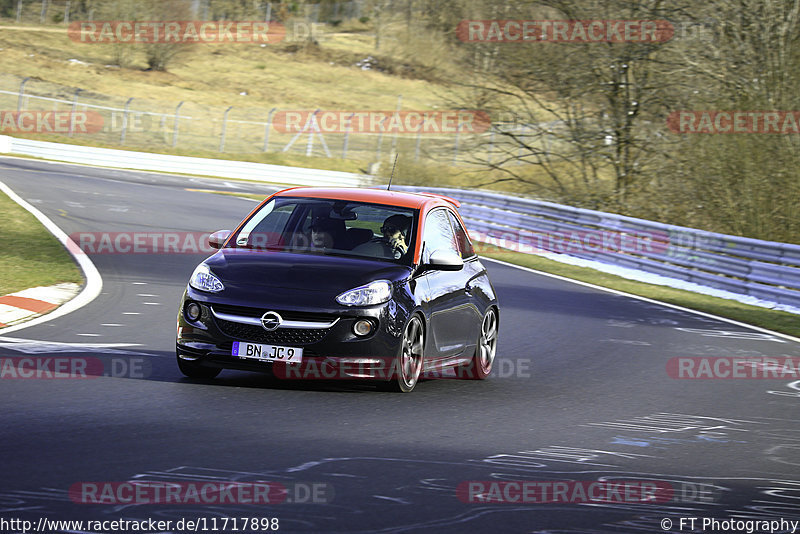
[232, 341, 303, 363]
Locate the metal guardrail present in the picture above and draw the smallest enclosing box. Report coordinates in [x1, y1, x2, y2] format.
[0, 136, 371, 187]
[398, 186, 800, 309]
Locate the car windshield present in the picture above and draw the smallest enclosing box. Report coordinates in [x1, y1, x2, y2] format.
[230, 196, 418, 264]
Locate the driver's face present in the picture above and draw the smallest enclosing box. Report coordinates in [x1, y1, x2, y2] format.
[381, 224, 402, 240]
[311, 227, 332, 247]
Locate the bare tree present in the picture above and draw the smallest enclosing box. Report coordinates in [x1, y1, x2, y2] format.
[452, 0, 693, 209]
[661, 0, 800, 241]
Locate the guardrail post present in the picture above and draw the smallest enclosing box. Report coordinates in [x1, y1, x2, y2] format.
[342, 112, 354, 159]
[304, 109, 320, 156]
[120, 97, 133, 145]
[219, 106, 233, 152]
[172, 101, 184, 147]
[263, 107, 276, 152]
[375, 115, 387, 161]
[17, 77, 30, 112]
[68, 88, 82, 137]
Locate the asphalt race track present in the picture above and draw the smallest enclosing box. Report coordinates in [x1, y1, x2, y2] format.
[1, 157, 800, 534]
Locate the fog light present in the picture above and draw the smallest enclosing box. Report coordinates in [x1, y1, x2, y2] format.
[353, 319, 373, 336]
[185, 302, 202, 322]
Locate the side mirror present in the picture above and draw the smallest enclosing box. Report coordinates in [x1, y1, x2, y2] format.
[208, 230, 232, 250]
[425, 249, 464, 271]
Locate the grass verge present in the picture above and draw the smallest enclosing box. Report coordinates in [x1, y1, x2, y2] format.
[0, 186, 83, 295]
[478, 247, 800, 339]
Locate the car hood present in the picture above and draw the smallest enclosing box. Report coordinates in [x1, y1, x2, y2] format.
[204, 250, 412, 297]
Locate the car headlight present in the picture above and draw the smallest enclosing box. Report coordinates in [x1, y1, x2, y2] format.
[336, 280, 393, 306]
[188, 263, 224, 293]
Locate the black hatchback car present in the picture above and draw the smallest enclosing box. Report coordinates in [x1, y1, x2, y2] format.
[176, 187, 499, 392]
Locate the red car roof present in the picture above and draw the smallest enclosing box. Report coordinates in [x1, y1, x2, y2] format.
[273, 187, 460, 209]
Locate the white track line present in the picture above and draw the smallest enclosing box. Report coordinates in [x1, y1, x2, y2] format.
[0, 180, 103, 334]
[482, 256, 800, 344]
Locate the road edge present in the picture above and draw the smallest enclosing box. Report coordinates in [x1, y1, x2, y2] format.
[481, 256, 800, 344]
[0, 180, 103, 334]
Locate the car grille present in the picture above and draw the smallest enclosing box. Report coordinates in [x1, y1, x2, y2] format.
[210, 303, 338, 322]
[215, 319, 330, 345]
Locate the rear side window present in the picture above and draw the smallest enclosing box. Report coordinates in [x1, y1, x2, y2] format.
[447, 211, 475, 258]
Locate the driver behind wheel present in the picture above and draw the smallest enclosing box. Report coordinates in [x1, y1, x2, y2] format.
[351, 214, 412, 260]
[381, 214, 411, 258]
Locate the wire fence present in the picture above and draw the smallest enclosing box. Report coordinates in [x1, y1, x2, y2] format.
[0, 73, 561, 167]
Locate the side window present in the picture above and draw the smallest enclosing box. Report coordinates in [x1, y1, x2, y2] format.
[422, 209, 458, 262]
[447, 211, 475, 258]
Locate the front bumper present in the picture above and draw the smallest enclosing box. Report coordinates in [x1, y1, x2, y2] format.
[176, 287, 408, 380]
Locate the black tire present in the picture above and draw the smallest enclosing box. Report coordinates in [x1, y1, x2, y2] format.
[177, 353, 221, 379]
[379, 315, 424, 393]
[459, 308, 498, 380]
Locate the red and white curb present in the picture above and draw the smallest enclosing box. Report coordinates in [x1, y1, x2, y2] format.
[0, 283, 81, 328]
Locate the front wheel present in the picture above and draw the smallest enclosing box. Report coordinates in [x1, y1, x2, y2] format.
[459, 308, 498, 380]
[177, 353, 221, 379]
[379, 315, 424, 393]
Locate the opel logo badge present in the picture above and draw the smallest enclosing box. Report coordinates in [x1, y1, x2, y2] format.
[260, 311, 282, 332]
